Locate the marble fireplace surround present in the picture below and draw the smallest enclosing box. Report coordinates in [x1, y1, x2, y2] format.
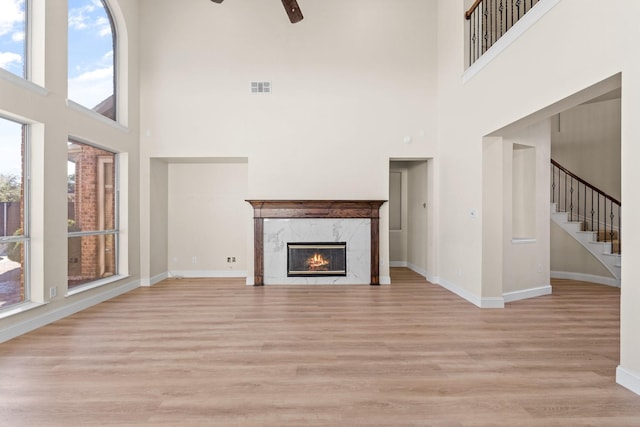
[246, 200, 386, 286]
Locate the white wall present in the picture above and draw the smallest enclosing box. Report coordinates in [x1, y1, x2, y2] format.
[167, 161, 250, 277]
[147, 159, 168, 284]
[552, 98, 621, 200]
[437, 0, 640, 389]
[139, 0, 439, 282]
[501, 121, 551, 297]
[482, 121, 551, 305]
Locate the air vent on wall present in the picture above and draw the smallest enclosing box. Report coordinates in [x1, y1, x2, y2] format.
[251, 82, 271, 94]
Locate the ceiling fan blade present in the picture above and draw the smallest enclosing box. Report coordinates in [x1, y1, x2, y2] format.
[210, 0, 224, 3]
[281, 0, 304, 23]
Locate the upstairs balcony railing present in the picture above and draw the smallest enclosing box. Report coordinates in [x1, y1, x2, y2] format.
[551, 160, 621, 255]
[466, 0, 541, 66]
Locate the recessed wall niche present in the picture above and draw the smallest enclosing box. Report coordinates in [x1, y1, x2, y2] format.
[512, 143, 536, 239]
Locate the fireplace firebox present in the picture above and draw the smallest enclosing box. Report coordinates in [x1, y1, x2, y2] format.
[287, 242, 347, 277]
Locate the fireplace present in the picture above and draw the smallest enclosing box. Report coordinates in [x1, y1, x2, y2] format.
[246, 200, 386, 285]
[287, 242, 347, 277]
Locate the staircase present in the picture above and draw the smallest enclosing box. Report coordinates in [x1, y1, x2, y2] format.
[551, 203, 621, 284]
[550, 160, 621, 285]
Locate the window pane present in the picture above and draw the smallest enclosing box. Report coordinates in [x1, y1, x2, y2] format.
[68, 0, 115, 120]
[68, 234, 116, 289]
[68, 142, 116, 233]
[0, 116, 26, 308]
[0, 0, 26, 78]
[67, 140, 117, 289]
[0, 241, 25, 307]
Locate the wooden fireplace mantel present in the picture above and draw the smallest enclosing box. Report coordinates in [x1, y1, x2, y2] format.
[246, 200, 386, 286]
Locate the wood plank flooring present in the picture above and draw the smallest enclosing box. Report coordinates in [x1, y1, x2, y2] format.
[0, 268, 639, 426]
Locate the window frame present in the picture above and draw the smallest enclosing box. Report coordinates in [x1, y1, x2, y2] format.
[0, 117, 30, 310]
[66, 139, 120, 294]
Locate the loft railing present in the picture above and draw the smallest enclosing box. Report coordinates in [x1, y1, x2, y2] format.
[551, 159, 621, 254]
[466, 0, 540, 66]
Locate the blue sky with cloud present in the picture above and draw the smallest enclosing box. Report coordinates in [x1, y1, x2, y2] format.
[0, 0, 25, 76]
[68, 0, 115, 109]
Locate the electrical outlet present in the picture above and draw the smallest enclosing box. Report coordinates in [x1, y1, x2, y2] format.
[232, 257, 236, 263]
[227, 257, 231, 263]
[49, 287, 57, 298]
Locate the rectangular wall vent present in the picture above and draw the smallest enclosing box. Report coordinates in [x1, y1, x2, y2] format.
[251, 81, 271, 94]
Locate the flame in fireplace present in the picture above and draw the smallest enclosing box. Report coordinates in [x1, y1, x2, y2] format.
[306, 253, 330, 271]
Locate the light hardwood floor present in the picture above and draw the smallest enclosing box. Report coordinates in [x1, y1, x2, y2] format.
[1, 268, 639, 426]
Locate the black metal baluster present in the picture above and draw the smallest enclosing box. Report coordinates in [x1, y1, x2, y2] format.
[511, 0, 514, 30]
[591, 188, 595, 231]
[603, 197, 607, 244]
[577, 181, 580, 225]
[493, 0, 496, 47]
[475, 10, 479, 62]
[558, 167, 561, 208]
[597, 195, 601, 239]
[610, 200, 615, 244]
[551, 164, 555, 203]
[499, 0, 504, 38]
[569, 177, 574, 221]
[483, 1, 489, 54]
[487, 0, 494, 49]
[584, 181, 586, 229]
[564, 172, 567, 214]
[471, 10, 474, 64]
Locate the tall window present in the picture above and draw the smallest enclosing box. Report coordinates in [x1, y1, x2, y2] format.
[67, 141, 117, 290]
[0, 117, 28, 309]
[68, 0, 116, 120]
[0, 0, 26, 78]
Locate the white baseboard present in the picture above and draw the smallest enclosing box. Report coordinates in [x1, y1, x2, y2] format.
[169, 270, 248, 279]
[140, 271, 169, 287]
[437, 277, 504, 309]
[379, 276, 391, 285]
[551, 271, 620, 287]
[389, 261, 407, 268]
[0, 278, 139, 344]
[503, 285, 552, 303]
[479, 296, 506, 309]
[617, 366, 640, 396]
[407, 263, 429, 279]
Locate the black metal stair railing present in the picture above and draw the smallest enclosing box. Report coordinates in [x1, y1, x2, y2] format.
[551, 159, 621, 254]
[466, 0, 541, 66]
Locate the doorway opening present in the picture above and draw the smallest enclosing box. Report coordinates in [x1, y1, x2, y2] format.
[388, 159, 434, 281]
